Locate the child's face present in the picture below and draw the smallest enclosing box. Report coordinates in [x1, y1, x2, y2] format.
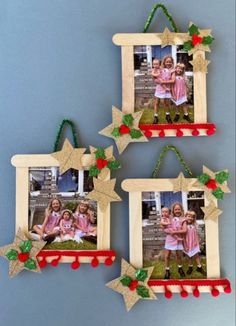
[186, 214, 194, 224]
[63, 212, 71, 220]
[173, 205, 182, 217]
[161, 208, 170, 218]
[164, 58, 173, 69]
[153, 60, 160, 69]
[176, 66, 183, 75]
[52, 200, 60, 212]
[79, 203, 88, 213]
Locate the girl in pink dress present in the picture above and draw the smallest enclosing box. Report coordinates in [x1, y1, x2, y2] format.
[32, 198, 62, 240]
[160, 207, 183, 242]
[153, 55, 175, 124]
[183, 211, 206, 276]
[59, 209, 75, 242]
[171, 63, 193, 123]
[163, 202, 187, 279]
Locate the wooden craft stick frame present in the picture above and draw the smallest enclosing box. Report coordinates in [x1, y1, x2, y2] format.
[11, 154, 112, 264]
[113, 33, 210, 137]
[122, 178, 221, 292]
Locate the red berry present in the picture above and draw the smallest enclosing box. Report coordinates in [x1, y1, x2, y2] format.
[119, 124, 131, 134]
[18, 252, 29, 262]
[129, 280, 138, 291]
[206, 179, 218, 190]
[192, 34, 203, 46]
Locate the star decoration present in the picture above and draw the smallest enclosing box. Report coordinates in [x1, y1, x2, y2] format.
[187, 22, 213, 55]
[190, 54, 210, 73]
[106, 259, 156, 311]
[99, 106, 148, 154]
[51, 138, 86, 174]
[171, 172, 193, 192]
[0, 228, 46, 278]
[159, 28, 176, 48]
[201, 201, 223, 221]
[86, 178, 121, 212]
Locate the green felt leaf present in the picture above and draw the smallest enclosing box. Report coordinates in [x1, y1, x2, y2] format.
[197, 173, 210, 185]
[120, 275, 132, 287]
[24, 258, 37, 270]
[19, 240, 32, 253]
[122, 114, 134, 127]
[107, 160, 121, 170]
[135, 269, 148, 282]
[89, 166, 101, 177]
[95, 147, 106, 159]
[5, 249, 18, 261]
[111, 127, 121, 138]
[212, 187, 224, 200]
[188, 24, 199, 36]
[129, 129, 143, 139]
[202, 35, 214, 45]
[183, 41, 193, 52]
[136, 285, 150, 298]
[215, 171, 229, 184]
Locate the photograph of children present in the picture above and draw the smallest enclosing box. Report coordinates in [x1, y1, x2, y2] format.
[134, 45, 194, 125]
[28, 167, 97, 250]
[142, 191, 206, 279]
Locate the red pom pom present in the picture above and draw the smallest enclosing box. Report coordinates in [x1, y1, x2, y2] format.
[176, 129, 183, 137]
[180, 289, 189, 298]
[129, 280, 138, 291]
[164, 290, 173, 299]
[51, 259, 59, 267]
[193, 287, 200, 298]
[18, 252, 30, 262]
[192, 129, 199, 136]
[207, 128, 215, 136]
[104, 257, 113, 266]
[206, 179, 218, 190]
[71, 260, 80, 270]
[224, 285, 232, 294]
[119, 124, 131, 135]
[91, 257, 99, 268]
[211, 287, 220, 297]
[192, 34, 203, 46]
[144, 130, 152, 138]
[38, 259, 47, 268]
[96, 158, 108, 170]
[159, 130, 165, 138]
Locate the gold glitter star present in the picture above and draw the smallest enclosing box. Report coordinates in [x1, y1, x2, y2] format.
[0, 229, 46, 278]
[99, 106, 148, 154]
[106, 259, 156, 311]
[51, 138, 86, 175]
[159, 27, 176, 48]
[86, 178, 121, 212]
[201, 201, 223, 221]
[190, 54, 210, 73]
[171, 172, 193, 192]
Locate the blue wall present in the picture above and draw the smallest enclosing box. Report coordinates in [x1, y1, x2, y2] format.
[0, 1, 235, 325]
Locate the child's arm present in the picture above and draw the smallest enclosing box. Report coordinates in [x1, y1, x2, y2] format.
[160, 218, 170, 227]
[59, 219, 66, 234]
[160, 73, 176, 85]
[171, 221, 187, 235]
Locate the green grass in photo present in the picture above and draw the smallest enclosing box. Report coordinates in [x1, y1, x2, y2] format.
[44, 239, 97, 250]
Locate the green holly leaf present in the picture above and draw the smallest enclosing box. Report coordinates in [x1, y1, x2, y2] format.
[24, 258, 37, 270]
[5, 249, 18, 260]
[136, 285, 150, 298]
[183, 41, 193, 52]
[197, 173, 211, 185]
[122, 114, 134, 127]
[129, 129, 143, 139]
[19, 240, 32, 253]
[212, 187, 224, 200]
[188, 24, 199, 36]
[135, 269, 148, 282]
[89, 166, 101, 177]
[120, 275, 132, 287]
[215, 171, 229, 184]
[95, 147, 106, 159]
[107, 160, 121, 170]
[111, 127, 121, 138]
[202, 35, 214, 45]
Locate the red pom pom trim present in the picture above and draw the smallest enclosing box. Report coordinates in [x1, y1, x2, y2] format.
[193, 287, 200, 298]
[192, 129, 200, 136]
[71, 260, 80, 270]
[180, 289, 189, 298]
[104, 257, 113, 266]
[159, 130, 165, 138]
[144, 130, 152, 138]
[207, 128, 215, 136]
[176, 129, 183, 137]
[18, 252, 30, 262]
[51, 259, 59, 267]
[164, 289, 173, 299]
[91, 257, 99, 268]
[211, 287, 220, 297]
[224, 285, 232, 294]
[38, 259, 47, 268]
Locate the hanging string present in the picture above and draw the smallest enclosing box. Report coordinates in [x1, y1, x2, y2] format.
[53, 119, 78, 151]
[143, 3, 179, 33]
[152, 145, 193, 178]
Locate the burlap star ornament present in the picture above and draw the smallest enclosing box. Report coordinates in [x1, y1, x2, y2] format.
[190, 54, 210, 73]
[159, 28, 176, 48]
[201, 201, 223, 221]
[171, 172, 194, 192]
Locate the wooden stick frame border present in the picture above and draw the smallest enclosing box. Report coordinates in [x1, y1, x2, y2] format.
[121, 178, 220, 292]
[113, 33, 208, 136]
[11, 153, 112, 264]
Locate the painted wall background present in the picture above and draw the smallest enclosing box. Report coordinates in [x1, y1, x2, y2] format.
[0, 1, 234, 325]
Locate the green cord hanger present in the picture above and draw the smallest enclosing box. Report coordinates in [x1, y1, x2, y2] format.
[54, 119, 78, 152]
[152, 145, 193, 178]
[143, 3, 179, 33]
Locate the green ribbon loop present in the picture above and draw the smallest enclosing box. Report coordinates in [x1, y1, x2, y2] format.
[54, 119, 78, 152]
[152, 145, 193, 178]
[143, 3, 179, 33]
